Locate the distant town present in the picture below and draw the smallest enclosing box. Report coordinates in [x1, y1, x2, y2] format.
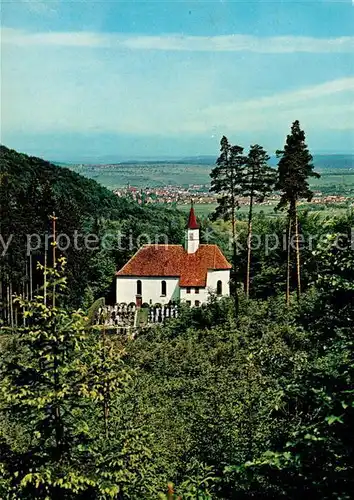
[113, 184, 351, 207]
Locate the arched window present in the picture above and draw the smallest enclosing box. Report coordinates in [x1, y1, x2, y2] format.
[195, 300, 200, 307]
[216, 280, 222, 296]
[137, 280, 142, 296]
[161, 280, 167, 296]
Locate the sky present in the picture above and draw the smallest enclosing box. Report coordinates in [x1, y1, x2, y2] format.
[1, 0, 354, 161]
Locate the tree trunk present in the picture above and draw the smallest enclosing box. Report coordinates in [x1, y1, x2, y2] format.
[246, 193, 254, 299]
[232, 210, 237, 276]
[25, 258, 29, 300]
[286, 213, 292, 306]
[21, 274, 26, 326]
[231, 206, 239, 315]
[293, 201, 301, 301]
[101, 320, 110, 438]
[29, 252, 33, 300]
[0, 279, 2, 324]
[6, 280, 10, 325]
[44, 247, 47, 306]
[9, 281, 14, 328]
[53, 336, 63, 458]
[52, 213, 57, 308]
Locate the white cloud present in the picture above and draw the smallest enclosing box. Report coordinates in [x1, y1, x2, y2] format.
[203, 78, 354, 116]
[2, 27, 354, 53]
[3, 64, 353, 137]
[1, 27, 353, 142]
[122, 34, 354, 54]
[181, 78, 354, 135]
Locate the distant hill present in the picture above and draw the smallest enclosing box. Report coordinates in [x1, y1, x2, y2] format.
[268, 154, 353, 169]
[167, 154, 353, 168]
[55, 153, 353, 169]
[311, 154, 354, 170]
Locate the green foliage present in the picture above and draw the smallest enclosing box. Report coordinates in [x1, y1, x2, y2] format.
[1, 230, 353, 498]
[313, 233, 354, 294]
[0, 263, 157, 498]
[1, 144, 353, 499]
[225, 237, 354, 498]
[227, 301, 354, 498]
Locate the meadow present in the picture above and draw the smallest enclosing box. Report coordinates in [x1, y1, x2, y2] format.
[177, 202, 276, 217]
[177, 201, 353, 218]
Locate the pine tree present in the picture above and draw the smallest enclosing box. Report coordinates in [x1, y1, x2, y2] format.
[210, 136, 246, 302]
[276, 120, 320, 303]
[244, 145, 275, 298]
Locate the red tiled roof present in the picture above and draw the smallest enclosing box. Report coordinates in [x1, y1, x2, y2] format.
[116, 244, 231, 287]
[187, 206, 199, 229]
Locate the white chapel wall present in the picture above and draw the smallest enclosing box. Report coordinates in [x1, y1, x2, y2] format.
[206, 269, 230, 297]
[180, 286, 208, 305]
[116, 276, 180, 305]
[179, 269, 230, 306]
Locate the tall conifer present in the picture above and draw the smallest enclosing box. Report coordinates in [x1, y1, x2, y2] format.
[210, 136, 246, 302]
[244, 145, 275, 298]
[276, 120, 320, 303]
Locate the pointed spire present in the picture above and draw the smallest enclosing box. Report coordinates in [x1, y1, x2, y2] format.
[187, 200, 199, 229]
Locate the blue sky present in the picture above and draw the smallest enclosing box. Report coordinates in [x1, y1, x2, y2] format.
[2, 0, 354, 161]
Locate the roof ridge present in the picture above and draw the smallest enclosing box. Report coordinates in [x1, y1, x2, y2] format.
[142, 243, 183, 247]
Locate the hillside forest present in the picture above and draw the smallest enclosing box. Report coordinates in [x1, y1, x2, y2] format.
[0, 120, 353, 499]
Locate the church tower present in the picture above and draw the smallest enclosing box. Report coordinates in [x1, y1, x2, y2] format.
[185, 202, 200, 254]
